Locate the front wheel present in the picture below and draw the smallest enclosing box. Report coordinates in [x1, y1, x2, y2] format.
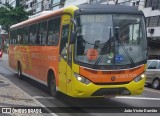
[49, 74, 58, 98]
[152, 79, 160, 89]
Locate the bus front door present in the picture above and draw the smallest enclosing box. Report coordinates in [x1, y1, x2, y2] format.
[58, 25, 70, 94]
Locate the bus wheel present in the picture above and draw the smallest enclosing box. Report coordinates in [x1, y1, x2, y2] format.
[152, 79, 160, 89]
[17, 62, 23, 79]
[49, 74, 57, 98]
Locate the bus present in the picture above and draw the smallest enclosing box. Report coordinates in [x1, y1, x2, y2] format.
[9, 4, 148, 98]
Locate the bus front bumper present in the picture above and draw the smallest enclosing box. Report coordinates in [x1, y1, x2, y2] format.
[68, 77, 145, 98]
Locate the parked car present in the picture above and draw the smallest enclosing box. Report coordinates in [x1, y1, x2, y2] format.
[146, 60, 160, 89]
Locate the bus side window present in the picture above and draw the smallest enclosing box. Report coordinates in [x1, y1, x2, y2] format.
[29, 24, 37, 45]
[10, 30, 14, 44]
[38, 21, 47, 45]
[60, 25, 69, 60]
[47, 17, 61, 45]
[17, 28, 23, 44]
[10, 30, 17, 44]
[23, 27, 29, 45]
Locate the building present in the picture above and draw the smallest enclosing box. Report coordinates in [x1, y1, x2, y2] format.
[24, 0, 66, 15]
[64, 0, 89, 6]
[139, 0, 160, 59]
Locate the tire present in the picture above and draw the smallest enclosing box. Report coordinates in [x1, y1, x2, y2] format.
[17, 62, 23, 79]
[49, 74, 58, 98]
[152, 79, 160, 89]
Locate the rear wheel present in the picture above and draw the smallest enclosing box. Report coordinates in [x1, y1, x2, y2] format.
[152, 79, 160, 89]
[49, 74, 58, 98]
[17, 62, 23, 79]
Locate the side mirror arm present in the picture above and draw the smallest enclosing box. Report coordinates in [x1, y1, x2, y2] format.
[70, 18, 77, 44]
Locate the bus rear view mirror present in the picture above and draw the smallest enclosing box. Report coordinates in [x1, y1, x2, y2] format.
[70, 31, 76, 44]
[70, 18, 77, 27]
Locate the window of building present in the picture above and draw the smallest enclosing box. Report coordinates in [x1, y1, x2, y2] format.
[145, 0, 160, 10]
[29, 24, 37, 45]
[47, 17, 61, 45]
[37, 21, 47, 45]
[145, 0, 152, 7]
[148, 16, 160, 27]
[52, 0, 60, 4]
[158, 17, 160, 26]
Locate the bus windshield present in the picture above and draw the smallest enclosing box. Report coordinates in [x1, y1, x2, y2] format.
[75, 14, 147, 68]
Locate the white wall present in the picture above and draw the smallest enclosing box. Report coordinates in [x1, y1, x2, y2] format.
[147, 27, 160, 37]
[65, 0, 89, 6]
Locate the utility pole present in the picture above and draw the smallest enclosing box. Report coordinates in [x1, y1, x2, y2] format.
[115, 0, 119, 4]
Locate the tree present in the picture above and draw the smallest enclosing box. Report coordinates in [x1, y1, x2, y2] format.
[0, 3, 32, 33]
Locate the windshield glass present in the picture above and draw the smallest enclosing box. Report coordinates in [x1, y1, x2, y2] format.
[75, 14, 147, 68]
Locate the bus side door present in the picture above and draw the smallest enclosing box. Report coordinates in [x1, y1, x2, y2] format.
[58, 24, 70, 93]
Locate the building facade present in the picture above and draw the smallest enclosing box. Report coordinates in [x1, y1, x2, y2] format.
[140, 0, 160, 59]
[24, 0, 66, 14]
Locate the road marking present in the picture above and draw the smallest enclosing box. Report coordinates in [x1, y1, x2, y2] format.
[144, 88, 160, 95]
[33, 96, 55, 99]
[115, 96, 160, 100]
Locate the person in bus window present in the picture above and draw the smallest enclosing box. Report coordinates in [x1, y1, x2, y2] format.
[48, 32, 53, 44]
[53, 32, 59, 44]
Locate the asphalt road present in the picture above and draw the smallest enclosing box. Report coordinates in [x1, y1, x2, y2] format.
[0, 54, 160, 116]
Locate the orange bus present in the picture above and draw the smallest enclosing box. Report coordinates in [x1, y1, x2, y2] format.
[9, 4, 148, 98]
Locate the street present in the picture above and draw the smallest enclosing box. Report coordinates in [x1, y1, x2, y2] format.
[0, 54, 160, 116]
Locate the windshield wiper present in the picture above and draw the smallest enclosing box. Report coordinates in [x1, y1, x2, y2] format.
[115, 27, 135, 67]
[94, 27, 113, 66]
[94, 27, 135, 67]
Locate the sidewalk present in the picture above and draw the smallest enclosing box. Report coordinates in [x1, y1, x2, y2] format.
[0, 74, 54, 115]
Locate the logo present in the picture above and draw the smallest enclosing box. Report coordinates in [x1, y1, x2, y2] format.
[111, 76, 116, 81]
[2, 108, 12, 113]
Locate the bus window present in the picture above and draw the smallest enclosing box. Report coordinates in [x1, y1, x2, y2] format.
[10, 31, 13, 44]
[37, 21, 47, 45]
[60, 25, 69, 60]
[17, 28, 23, 44]
[47, 18, 61, 45]
[29, 24, 37, 45]
[10, 30, 17, 44]
[23, 27, 29, 45]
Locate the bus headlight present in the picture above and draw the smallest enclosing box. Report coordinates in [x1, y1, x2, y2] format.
[134, 73, 146, 82]
[74, 73, 91, 85]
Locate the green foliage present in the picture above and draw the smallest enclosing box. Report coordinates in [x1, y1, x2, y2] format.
[0, 3, 32, 32]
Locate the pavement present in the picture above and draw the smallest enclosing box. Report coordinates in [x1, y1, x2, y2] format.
[0, 74, 55, 115]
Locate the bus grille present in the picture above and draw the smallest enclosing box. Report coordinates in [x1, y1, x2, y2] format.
[92, 88, 131, 96]
[93, 81, 130, 85]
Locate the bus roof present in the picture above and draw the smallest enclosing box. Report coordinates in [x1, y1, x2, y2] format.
[10, 9, 63, 29]
[76, 4, 143, 15]
[10, 4, 143, 30]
